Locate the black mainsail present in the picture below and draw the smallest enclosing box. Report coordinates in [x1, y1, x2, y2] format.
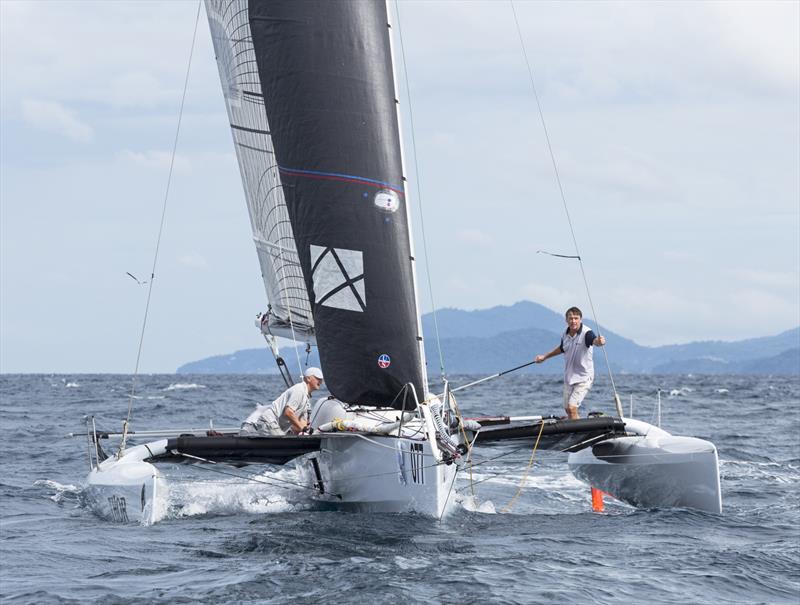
[207, 0, 426, 406]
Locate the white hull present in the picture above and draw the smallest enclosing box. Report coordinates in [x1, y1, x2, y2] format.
[568, 419, 722, 514]
[84, 440, 168, 524]
[300, 434, 458, 516]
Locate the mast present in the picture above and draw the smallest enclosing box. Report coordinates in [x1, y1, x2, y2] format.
[385, 0, 429, 398]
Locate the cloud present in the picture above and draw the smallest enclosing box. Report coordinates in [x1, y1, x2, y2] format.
[572, 146, 671, 198]
[661, 251, 697, 263]
[1, 2, 216, 111]
[733, 288, 800, 320]
[2, 1, 797, 371]
[457, 228, 494, 247]
[599, 285, 713, 344]
[118, 150, 191, 173]
[520, 284, 577, 314]
[178, 254, 208, 269]
[728, 268, 799, 290]
[601, 281, 800, 345]
[108, 71, 169, 109]
[709, 1, 800, 93]
[20, 99, 93, 142]
[428, 131, 458, 149]
[610, 285, 707, 317]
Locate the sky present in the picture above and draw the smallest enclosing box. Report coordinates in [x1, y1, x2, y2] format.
[1, 0, 798, 374]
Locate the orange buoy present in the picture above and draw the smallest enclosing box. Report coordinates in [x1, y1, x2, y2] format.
[591, 487, 605, 512]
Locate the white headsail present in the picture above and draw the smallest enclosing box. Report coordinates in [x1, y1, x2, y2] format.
[206, 0, 314, 342]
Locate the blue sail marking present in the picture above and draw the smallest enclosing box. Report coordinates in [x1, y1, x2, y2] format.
[278, 166, 405, 196]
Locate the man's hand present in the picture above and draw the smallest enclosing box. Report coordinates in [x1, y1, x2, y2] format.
[595, 335, 606, 347]
[535, 354, 545, 363]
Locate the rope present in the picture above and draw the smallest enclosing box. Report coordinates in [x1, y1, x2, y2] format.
[451, 428, 550, 495]
[509, 0, 622, 417]
[119, 0, 202, 456]
[392, 0, 446, 382]
[501, 419, 546, 512]
[464, 442, 537, 469]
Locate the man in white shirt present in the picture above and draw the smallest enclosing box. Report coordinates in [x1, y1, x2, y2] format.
[534, 307, 606, 420]
[239, 367, 324, 436]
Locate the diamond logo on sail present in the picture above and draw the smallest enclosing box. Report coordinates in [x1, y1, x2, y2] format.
[310, 245, 366, 312]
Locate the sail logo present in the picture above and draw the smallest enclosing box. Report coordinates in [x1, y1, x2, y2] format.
[374, 189, 400, 213]
[397, 442, 424, 486]
[409, 443, 425, 485]
[310, 245, 366, 312]
[378, 354, 391, 369]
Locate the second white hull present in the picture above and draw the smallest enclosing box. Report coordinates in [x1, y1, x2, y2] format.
[568, 419, 722, 514]
[84, 440, 168, 524]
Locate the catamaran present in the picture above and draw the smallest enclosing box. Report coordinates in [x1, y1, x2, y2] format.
[79, 0, 721, 524]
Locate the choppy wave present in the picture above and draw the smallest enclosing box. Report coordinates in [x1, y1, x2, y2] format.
[164, 468, 311, 519]
[33, 479, 81, 504]
[3, 373, 799, 605]
[163, 383, 206, 391]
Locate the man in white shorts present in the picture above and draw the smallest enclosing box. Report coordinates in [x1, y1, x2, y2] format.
[534, 307, 606, 420]
[239, 367, 324, 436]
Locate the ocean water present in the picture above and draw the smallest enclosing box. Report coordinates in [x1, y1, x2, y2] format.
[1, 373, 798, 604]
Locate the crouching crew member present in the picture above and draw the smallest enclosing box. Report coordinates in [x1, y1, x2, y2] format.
[240, 367, 324, 435]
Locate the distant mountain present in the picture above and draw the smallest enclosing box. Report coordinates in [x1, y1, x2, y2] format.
[177, 301, 800, 375]
[178, 347, 320, 374]
[652, 347, 800, 375]
[421, 302, 564, 339]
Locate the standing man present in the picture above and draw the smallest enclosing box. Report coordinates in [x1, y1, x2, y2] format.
[534, 307, 606, 420]
[240, 367, 324, 435]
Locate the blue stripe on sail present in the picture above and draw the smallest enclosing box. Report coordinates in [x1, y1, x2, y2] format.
[278, 165, 404, 195]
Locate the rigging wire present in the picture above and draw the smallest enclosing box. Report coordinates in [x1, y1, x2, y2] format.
[455, 438, 550, 493]
[392, 0, 447, 382]
[509, 0, 623, 417]
[119, 0, 202, 456]
[438, 465, 460, 522]
[501, 418, 545, 512]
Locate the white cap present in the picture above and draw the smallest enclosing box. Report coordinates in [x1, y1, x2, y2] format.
[304, 367, 324, 380]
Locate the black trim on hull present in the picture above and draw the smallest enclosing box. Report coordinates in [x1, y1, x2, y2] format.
[151, 435, 323, 466]
[473, 417, 626, 452]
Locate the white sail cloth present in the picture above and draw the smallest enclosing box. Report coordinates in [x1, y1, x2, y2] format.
[206, 0, 314, 341]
